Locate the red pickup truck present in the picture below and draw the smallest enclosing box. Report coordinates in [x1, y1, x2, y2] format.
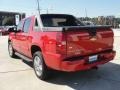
[8, 14, 116, 80]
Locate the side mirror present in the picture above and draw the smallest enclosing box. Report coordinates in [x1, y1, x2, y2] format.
[8, 27, 17, 33]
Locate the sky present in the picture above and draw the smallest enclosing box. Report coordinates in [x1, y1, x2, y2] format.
[0, 0, 120, 17]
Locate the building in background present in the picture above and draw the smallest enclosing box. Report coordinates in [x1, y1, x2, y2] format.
[78, 16, 120, 28]
[0, 11, 25, 26]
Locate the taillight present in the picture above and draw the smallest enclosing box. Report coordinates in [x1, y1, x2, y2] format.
[56, 32, 66, 55]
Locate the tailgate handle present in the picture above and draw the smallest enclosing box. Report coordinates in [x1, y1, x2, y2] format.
[88, 29, 97, 36]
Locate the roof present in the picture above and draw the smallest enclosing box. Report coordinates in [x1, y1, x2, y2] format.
[40, 14, 73, 16]
[0, 11, 25, 15]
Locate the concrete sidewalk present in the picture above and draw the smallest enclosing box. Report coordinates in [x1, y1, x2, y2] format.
[0, 33, 120, 90]
[113, 28, 120, 37]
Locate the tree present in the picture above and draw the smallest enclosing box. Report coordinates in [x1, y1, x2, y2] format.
[2, 16, 14, 26]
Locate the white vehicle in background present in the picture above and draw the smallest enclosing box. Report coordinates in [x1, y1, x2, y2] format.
[83, 21, 95, 26]
[0, 26, 16, 36]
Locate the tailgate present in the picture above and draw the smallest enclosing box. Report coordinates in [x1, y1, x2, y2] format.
[65, 26, 114, 57]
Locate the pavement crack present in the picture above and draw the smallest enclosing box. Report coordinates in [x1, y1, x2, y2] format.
[0, 68, 32, 74]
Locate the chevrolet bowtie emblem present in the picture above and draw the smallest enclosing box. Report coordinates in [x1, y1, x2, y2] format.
[90, 37, 97, 41]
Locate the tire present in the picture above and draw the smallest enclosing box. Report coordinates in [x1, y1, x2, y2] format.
[8, 42, 16, 58]
[33, 51, 50, 80]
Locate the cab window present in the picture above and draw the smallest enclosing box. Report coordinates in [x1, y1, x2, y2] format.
[34, 18, 40, 31]
[17, 21, 23, 30]
[23, 18, 31, 33]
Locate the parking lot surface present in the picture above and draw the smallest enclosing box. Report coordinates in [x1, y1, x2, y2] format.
[0, 29, 120, 90]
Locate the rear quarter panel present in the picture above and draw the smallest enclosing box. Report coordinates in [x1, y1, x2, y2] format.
[31, 30, 60, 68]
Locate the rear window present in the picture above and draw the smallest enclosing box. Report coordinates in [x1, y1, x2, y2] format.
[41, 14, 84, 27]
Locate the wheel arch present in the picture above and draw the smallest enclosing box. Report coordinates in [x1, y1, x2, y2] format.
[8, 39, 11, 43]
[31, 45, 42, 57]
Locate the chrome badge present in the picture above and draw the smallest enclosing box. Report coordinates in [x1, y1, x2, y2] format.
[90, 37, 97, 41]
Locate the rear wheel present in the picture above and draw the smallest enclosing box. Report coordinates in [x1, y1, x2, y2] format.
[8, 42, 16, 58]
[33, 51, 50, 80]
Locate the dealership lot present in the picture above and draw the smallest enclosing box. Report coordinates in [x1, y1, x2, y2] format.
[0, 30, 120, 90]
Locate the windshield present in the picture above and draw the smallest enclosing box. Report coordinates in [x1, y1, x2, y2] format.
[41, 14, 84, 27]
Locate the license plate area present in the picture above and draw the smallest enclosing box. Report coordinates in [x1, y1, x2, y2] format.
[89, 55, 98, 62]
